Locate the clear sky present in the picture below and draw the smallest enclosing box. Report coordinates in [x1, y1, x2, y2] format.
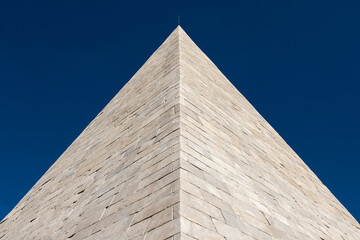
[0, 0, 359, 222]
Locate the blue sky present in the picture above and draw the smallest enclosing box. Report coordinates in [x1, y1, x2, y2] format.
[0, 0, 359, 222]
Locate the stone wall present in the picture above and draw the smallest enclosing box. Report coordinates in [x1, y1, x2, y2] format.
[1, 26, 359, 240]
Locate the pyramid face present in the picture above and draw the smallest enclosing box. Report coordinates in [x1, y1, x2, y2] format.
[1, 27, 359, 240]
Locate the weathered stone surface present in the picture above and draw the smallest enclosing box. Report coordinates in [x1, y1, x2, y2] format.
[0, 26, 359, 239]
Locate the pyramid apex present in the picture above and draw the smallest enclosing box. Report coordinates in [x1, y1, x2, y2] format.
[176, 25, 183, 30]
[171, 25, 185, 37]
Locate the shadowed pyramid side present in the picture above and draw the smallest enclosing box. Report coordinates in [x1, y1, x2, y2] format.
[176, 28, 360, 239]
[0, 27, 183, 240]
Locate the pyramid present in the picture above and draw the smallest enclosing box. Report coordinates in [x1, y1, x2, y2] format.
[1, 26, 359, 240]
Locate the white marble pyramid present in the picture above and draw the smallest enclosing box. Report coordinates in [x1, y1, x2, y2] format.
[1, 26, 359, 240]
